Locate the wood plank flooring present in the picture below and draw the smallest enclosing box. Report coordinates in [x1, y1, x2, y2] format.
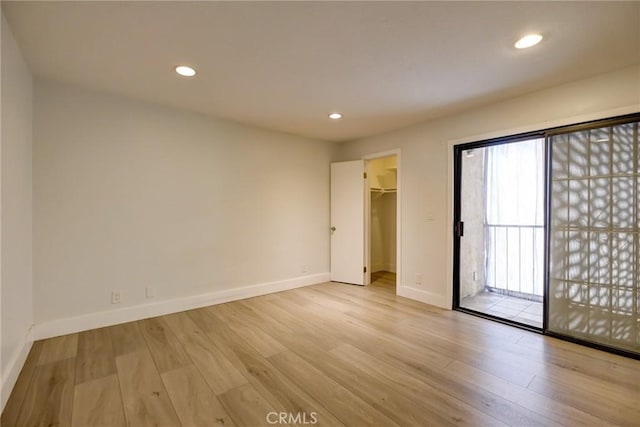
[3, 271, 640, 426]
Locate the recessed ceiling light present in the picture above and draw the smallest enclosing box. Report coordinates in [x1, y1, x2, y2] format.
[515, 34, 543, 49]
[328, 112, 342, 120]
[175, 65, 196, 77]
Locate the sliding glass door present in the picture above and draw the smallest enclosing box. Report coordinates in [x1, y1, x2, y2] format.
[455, 137, 545, 329]
[454, 113, 640, 357]
[548, 120, 639, 354]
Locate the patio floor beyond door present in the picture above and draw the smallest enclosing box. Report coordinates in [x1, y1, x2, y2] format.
[461, 292, 542, 328]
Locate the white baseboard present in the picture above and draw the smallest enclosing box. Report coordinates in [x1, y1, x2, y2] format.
[1, 326, 34, 412]
[372, 263, 396, 273]
[34, 272, 330, 340]
[397, 285, 450, 309]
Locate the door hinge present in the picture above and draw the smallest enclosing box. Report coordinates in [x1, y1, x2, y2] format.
[364, 172, 367, 179]
[364, 266, 367, 273]
[455, 221, 464, 237]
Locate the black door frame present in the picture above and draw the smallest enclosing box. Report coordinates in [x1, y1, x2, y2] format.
[453, 131, 546, 333]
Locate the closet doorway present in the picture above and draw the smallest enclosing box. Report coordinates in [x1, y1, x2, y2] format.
[366, 155, 398, 290]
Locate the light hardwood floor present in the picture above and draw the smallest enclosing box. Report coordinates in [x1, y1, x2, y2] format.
[3, 273, 640, 426]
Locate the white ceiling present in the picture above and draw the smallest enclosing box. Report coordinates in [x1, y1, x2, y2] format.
[3, 1, 639, 142]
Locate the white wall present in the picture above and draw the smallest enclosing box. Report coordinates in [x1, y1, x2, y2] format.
[370, 192, 396, 273]
[33, 80, 333, 335]
[1, 15, 34, 410]
[336, 64, 640, 308]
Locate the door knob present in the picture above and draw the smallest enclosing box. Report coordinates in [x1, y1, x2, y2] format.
[330, 226, 336, 232]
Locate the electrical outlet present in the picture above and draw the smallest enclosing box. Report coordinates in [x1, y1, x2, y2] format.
[415, 274, 422, 285]
[146, 287, 156, 298]
[111, 290, 122, 304]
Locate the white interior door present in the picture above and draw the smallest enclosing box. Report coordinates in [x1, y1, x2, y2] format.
[330, 160, 365, 285]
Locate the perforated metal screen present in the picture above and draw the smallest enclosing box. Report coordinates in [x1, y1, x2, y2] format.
[549, 121, 639, 354]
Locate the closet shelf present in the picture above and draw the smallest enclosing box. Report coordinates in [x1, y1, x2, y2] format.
[371, 187, 397, 194]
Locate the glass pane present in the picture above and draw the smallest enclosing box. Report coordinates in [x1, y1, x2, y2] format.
[459, 139, 544, 328]
[548, 120, 639, 355]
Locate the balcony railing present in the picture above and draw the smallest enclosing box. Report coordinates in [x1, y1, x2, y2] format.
[485, 223, 544, 299]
